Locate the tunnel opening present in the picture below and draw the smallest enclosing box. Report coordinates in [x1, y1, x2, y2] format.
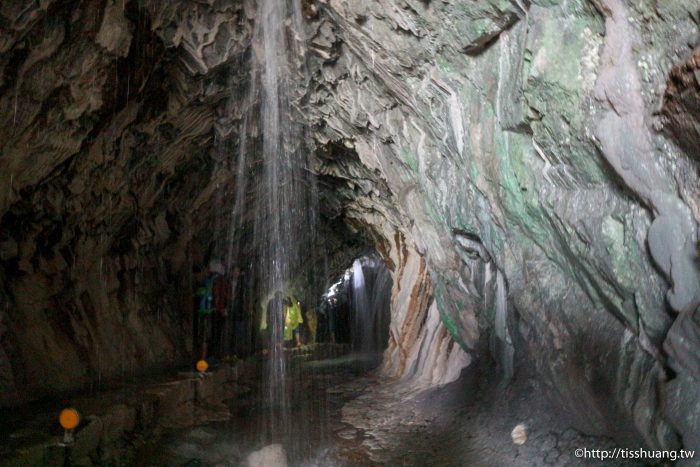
[318, 254, 393, 358]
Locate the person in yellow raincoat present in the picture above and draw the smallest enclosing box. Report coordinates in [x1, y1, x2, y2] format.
[283, 295, 304, 347]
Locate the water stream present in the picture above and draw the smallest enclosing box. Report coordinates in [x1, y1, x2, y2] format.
[192, 0, 397, 461]
[351, 258, 392, 356]
[351, 259, 370, 354]
[228, 0, 323, 458]
[138, 351, 378, 466]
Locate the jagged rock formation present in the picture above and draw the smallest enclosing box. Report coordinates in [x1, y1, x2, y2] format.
[300, 0, 700, 452]
[0, 0, 367, 407]
[0, 0, 255, 404]
[1, 0, 699, 457]
[377, 230, 471, 390]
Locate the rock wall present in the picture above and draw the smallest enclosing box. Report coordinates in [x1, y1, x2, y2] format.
[314, 142, 470, 390]
[0, 0, 377, 407]
[0, 0, 253, 405]
[301, 0, 700, 451]
[2, 0, 699, 454]
[379, 230, 471, 390]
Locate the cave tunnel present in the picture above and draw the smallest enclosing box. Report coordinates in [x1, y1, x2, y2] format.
[1, 0, 699, 465]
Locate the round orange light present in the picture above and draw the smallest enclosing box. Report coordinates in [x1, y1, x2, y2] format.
[59, 408, 80, 430]
[196, 359, 209, 373]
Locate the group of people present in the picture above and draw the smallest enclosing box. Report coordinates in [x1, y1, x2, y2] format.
[193, 258, 352, 363]
[263, 292, 351, 350]
[194, 259, 248, 362]
[263, 292, 307, 350]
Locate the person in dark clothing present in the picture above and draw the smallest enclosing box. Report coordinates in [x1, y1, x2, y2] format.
[195, 270, 214, 360]
[300, 299, 317, 345]
[264, 291, 285, 354]
[319, 296, 341, 343]
[252, 296, 263, 353]
[229, 266, 250, 357]
[196, 259, 228, 361]
[337, 294, 352, 343]
[192, 265, 207, 356]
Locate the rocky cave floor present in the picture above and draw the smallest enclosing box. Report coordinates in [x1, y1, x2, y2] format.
[137, 354, 642, 467]
[1, 348, 649, 467]
[336, 363, 643, 467]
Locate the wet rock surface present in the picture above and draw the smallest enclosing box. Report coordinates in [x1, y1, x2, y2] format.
[298, 0, 700, 452]
[1, 345, 350, 466]
[0, 357, 258, 466]
[338, 365, 645, 466]
[0, 0, 254, 405]
[0, 0, 699, 460]
[108, 350, 638, 467]
[139, 349, 373, 466]
[0, 0, 365, 407]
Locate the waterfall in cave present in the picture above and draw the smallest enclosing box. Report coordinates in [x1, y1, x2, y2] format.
[351, 257, 392, 356]
[351, 259, 369, 353]
[3, 0, 699, 465]
[230, 0, 317, 449]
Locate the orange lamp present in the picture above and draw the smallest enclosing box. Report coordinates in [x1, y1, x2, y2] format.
[59, 408, 80, 430]
[196, 359, 209, 373]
